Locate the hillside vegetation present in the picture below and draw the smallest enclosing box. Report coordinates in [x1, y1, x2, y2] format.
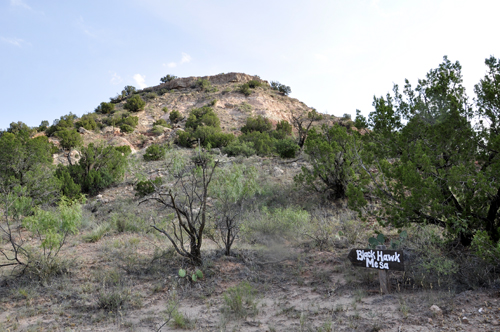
[1, 60, 499, 331]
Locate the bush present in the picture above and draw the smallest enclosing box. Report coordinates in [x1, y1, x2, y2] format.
[185, 106, 220, 130]
[144, 92, 158, 100]
[120, 124, 134, 133]
[55, 166, 82, 200]
[270, 81, 291, 95]
[124, 95, 146, 112]
[241, 115, 272, 134]
[169, 110, 182, 123]
[273, 120, 293, 139]
[176, 130, 193, 148]
[65, 143, 127, 196]
[153, 119, 169, 127]
[144, 144, 167, 161]
[222, 281, 258, 319]
[46, 113, 77, 136]
[160, 74, 178, 83]
[196, 78, 217, 92]
[121, 116, 139, 127]
[239, 83, 252, 96]
[134, 177, 162, 197]
[75, 114, 98, 131]
[115, 145, 132, 156]
[242, 207, 309, 244]
[275, 138, 299, 158]
[247, 80, 262, 88]
[152, 125, 165, 135]
[239, 131, 276, 156]
[222, 140, 256, 157]
[95, 102, 115, 114]
[162, 107, 169, 113]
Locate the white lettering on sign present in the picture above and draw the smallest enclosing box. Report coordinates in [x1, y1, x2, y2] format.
[355, 250, 400, 270]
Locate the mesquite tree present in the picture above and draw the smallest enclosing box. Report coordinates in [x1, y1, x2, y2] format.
[144, 149, 218, 265]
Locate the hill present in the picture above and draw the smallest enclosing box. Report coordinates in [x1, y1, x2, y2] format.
[1, 67, 499, 331]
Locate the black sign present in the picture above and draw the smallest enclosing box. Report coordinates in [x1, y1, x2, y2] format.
[347, 249, 404, 271]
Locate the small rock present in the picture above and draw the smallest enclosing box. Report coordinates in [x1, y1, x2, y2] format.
[462, 316, 469, 324]
[427, 318, 433, 324]
[272, 166, 284, 177]
[430, 305, 442, 316]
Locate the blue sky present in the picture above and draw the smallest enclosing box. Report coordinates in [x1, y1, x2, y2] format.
[1, 0, 499, 130]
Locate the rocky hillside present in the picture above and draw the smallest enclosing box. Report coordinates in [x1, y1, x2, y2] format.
[48, 72, 343, 165]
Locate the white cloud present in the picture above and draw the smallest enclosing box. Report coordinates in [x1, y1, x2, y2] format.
[1, 37, 29, 47]
[163, 53, 192, 69]
[133, 74, 147, 89]
[180, 52, 192, 64]
[10, 0, 31, 10]
[109, 72, 122, 85]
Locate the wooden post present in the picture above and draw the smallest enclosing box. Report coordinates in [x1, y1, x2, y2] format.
[377, 245, 389, 294]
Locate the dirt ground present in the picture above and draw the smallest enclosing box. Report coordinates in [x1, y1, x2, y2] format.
[1, 231, 499, 332]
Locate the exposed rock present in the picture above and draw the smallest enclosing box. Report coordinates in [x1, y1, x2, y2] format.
[462, 316, 469, 324]
[78, 127, 92, 134]
[152, 72, 265, 91]
[102, 126, 120, 134]
[272, 166, 284, 177]
[107, 136, 136, 152]
[430, 305, 442, 316]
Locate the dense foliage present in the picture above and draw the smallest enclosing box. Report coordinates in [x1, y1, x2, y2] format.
[348, 56, 500, 246]
[177, 106, 234, 148]
[124, 95, 146, 112]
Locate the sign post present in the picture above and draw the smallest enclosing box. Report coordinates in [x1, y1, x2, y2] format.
[347, 245, 404, 294]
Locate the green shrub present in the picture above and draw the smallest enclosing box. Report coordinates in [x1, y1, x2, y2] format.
[75, 114, 98, 131]
[169, 110, 182, 123]
[95, 102, 115, 114]
[38, 120, 50, 132]
[134, 177, 162, 197]
[162, 107, 169, 113]
[176, 130, 193, 148]
[247, 80, 262, 88]
[273, 120, 293, 139]
[242, 207, 309, 244]
[270, 81, 291, 95]
[121, 116, 139, 127]
[222, 140, 256, 157]
[153, 119, 169, 127]
[222, 281, 258, 319]
[160, 74, 178, 83]
[158, 88, 169, 96]
[120, 124, 134, 133]
[64, 143, 127, 196]
[239, 131, 276, 156]
[275, 138, 299, 158]
[144, 92, 158, 100]
[186, 106, 220, 130]
[115, 145, 132, 156]
[241, 115, 272, 134]
[124, 95, 146, 112]
[239, 83, 252, 96]
[46, 113, 77, 136]
[144, 144, 167, 161]
[196, 78, 217, 92]
[152, 125, 165, 135]
[55, 166, 83, 200]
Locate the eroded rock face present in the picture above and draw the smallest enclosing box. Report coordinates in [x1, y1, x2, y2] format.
[152, 72, 265, 91]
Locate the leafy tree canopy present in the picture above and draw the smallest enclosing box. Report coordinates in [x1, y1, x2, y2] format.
[348, 56, 500, 246]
